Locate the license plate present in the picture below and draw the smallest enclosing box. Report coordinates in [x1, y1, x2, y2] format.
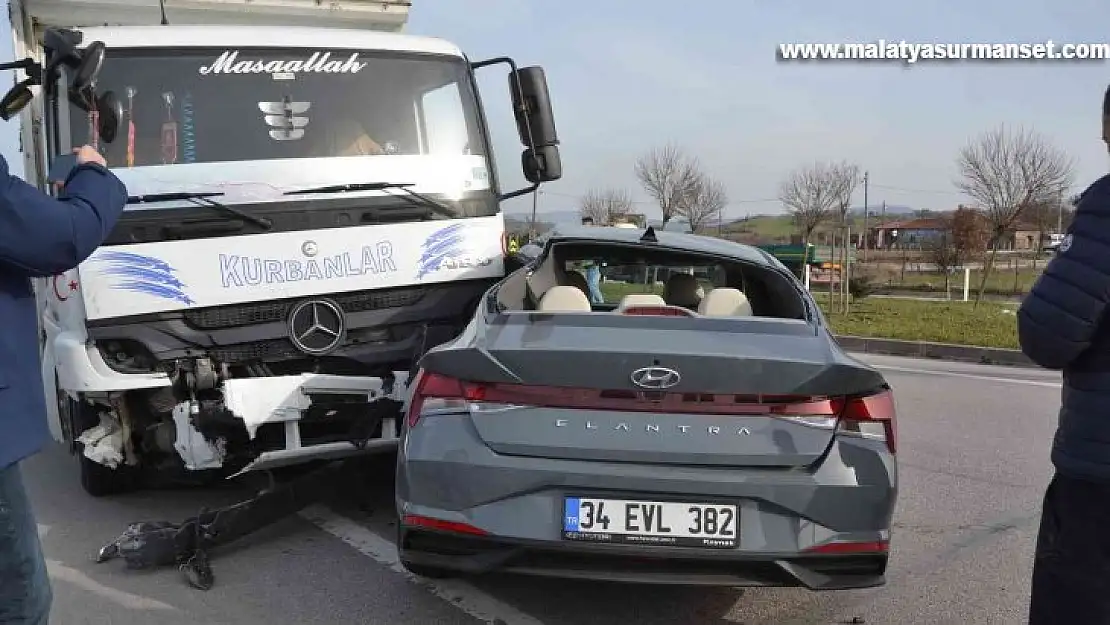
[562, 497, 737, 549]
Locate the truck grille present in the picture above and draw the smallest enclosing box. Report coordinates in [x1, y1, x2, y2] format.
[182, 287, 427, 330]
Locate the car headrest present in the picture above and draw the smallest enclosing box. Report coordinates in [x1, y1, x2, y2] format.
[617, 293, 666, 311]
[663, 273, 702, 309]
[564, 270, 589, 295]
[697, 288, 753, 317]
[538, 285, 592, 312]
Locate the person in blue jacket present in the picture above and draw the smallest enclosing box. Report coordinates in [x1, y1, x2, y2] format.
[1020, 88, 1110, 625]
[0, 145, 127, 624]
[578, 216, 605, 304]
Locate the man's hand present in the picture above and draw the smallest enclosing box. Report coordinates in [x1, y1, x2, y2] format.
[73, 145, 106, 168]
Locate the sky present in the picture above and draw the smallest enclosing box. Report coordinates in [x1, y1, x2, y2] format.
[2, 0, 1110, 222]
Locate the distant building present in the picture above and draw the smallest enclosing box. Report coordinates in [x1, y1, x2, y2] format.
[868, 210, 1042, 251]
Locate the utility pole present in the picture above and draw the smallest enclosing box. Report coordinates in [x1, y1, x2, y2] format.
[862, 171, 869, 258]
[880, 200, 887, 250]
[529, 189, 540, 239]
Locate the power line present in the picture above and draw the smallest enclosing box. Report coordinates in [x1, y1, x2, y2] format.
[538, 183, 964, 207]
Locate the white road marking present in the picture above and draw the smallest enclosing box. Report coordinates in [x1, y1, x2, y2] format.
[47, 559, 177, 611]
[299, 505, 547, 625]
[873, 364, 1061, 388]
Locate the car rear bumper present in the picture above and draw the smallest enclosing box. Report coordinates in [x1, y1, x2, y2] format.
[398, 528, 888, 589]
[395, 417, 897, 589]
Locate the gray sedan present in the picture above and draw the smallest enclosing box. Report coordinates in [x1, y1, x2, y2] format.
[395, 225, 897, 590]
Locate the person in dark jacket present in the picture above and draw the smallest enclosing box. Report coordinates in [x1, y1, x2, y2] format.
[0, 145, 127, 624]
[1020, 88, 1110, 625]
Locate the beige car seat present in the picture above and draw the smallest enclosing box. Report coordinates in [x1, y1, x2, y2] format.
[538, 286, 592, 312]
[697, 288, 753, 317]
[616, 293, 666, 312]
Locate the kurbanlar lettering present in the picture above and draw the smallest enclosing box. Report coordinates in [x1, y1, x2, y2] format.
[199, 51, 368, 76]
[219, 242, 396, 288]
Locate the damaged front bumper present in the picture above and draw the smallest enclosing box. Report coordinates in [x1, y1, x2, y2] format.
[79, 372, 410, 476]
[219, 372, 409, 476]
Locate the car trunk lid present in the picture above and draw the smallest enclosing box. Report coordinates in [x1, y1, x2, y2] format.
[411, 312, 889, 468]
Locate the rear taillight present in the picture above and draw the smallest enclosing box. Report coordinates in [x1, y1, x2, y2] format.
[834, 389, 897, 454]
[402, 514, 488, 536]
[409, 370, 897, 452]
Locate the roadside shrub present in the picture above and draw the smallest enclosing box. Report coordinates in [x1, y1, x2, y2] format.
[848, 276, 876, 300]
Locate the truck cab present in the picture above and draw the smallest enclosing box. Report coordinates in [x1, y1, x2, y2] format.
[6, 0, 562, 495]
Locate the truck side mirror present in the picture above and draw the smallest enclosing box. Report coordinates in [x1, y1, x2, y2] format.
[71, 41, 105, 93]
[521, 145, 561, 184]
[510, 66, 561, 183]
[95, 90, 123, 143]
[0, 84, 34, 120]
[510, 66, 557, 148]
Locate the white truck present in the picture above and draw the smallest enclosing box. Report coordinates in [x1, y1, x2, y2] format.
[4, 0, 562, 497]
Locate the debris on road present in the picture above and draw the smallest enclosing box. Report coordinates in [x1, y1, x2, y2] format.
[93, 454, 380, 590]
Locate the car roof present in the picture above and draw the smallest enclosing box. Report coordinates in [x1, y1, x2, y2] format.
[541, 225, 776, 266]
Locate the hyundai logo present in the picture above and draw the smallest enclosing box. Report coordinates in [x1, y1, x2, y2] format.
[630, 366, 681, 390]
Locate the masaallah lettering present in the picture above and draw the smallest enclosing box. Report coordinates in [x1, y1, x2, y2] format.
[219, 242, 396, 288]
[199, 50, 368, 76]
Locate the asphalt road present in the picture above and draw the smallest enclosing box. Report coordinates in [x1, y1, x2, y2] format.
[21, 353, 1060, 625]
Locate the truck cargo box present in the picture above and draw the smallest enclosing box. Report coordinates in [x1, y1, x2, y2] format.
[20, 0, 410, 31]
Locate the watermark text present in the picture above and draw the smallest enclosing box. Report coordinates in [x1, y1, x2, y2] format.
[778, 40, 1110, 64]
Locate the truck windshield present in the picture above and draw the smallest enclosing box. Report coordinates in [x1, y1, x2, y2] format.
[67, 47, 493, 204]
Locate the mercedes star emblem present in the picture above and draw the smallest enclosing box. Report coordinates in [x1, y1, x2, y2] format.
[287, 298, 345, 355]
[630, 366, 681, 390]
[301, 240, 318, 257]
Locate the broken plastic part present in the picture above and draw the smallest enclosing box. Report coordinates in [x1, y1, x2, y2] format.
[220, 372, 407, 439]
[76, 416, 124, 469]
[171, 402, 225, 470]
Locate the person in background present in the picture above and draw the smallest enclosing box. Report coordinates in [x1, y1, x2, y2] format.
[1018, 84, 1110, 625]
[578, 216, 604, 304]
[0, 145, 128, 624]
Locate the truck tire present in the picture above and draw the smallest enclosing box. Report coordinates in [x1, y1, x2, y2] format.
[62, 386, 138, 497]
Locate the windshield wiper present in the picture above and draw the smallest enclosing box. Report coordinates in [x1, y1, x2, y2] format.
[126, 191, 272, 230]
[283, 181, 457, 218]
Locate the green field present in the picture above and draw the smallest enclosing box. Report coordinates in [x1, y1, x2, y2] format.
[599, 282, 1019, 349]
[815, 296, 1019, 349]
[880, 266, 1042, 295]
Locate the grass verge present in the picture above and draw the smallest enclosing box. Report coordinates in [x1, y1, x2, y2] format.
[599, 283, 1021, 349]
[816, 295, 1019, 349]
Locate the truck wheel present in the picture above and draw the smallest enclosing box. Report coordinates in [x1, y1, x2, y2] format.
[62, 387, 139, 497]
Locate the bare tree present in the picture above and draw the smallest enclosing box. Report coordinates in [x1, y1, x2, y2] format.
[634, 143, 701, 225]
[925, 208, 989, 298]
[827, 162, 862, 312]
[777, 162, 842, 248]
[675, 173, 727, 233]
[579, 188, 633, 225]
[955, 125, 1074, 307]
